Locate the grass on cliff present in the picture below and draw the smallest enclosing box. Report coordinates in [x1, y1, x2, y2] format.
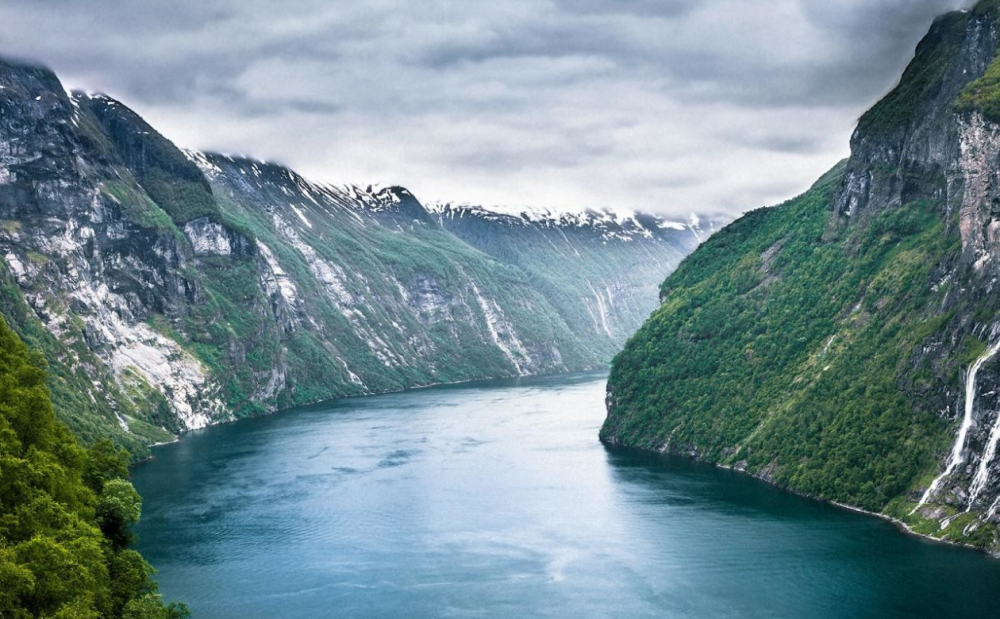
[955, 42, 1000, 121]
[857, 9, 972, 134]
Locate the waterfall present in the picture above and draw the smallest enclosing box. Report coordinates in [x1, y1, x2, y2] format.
[911, 340, 1000, 514]
[967, 364, 1000, 509]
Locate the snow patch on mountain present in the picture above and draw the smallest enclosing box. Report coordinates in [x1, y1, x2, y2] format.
[427, 201, 720, 244]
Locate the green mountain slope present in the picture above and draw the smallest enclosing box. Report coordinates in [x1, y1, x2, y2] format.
[604, 165, 955, 507]
[604, 0, 1000, 552]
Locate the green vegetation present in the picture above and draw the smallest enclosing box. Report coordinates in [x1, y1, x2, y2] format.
[100, 180, 175, 231]
[188, 180, 615, 417]
[603, 164, 967, 512]
[142, 172, 218, 225]
[955, 56, 1000, 121]
[82, 95, 220, 225]
[0, 315, 187, 618]
[854, 0, 1000, 132]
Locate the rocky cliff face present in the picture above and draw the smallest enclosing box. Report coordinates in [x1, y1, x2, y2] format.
[0, 61, 228, 453]
[0, 57, 704, 456]
[834, 7, 998, 219]
[834, 2, 1000, 535]
[604, 0, 1000, 553]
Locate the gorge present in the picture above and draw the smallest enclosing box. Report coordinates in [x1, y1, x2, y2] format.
[9, 1, 1000, 618]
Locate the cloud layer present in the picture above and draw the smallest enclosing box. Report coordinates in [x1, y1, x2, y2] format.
[0, 0, 976, 216]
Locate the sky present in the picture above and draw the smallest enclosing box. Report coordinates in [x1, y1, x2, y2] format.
[0, 0, 977, 217]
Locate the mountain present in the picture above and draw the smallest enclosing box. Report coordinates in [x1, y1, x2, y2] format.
[428, 203, 725, 354]
[0, 57, 707, 457]
[603, 0, 1000, 553]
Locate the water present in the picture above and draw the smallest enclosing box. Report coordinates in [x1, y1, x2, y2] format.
[133, 372, 1000, 618]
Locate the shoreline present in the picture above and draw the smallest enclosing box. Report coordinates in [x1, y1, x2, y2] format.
[716, 459, 998, 558]
[602, 437, 999, 559]
[138, 374, 998, 560]
[133, 366, 611, 464]
[826, 499, 984, 554]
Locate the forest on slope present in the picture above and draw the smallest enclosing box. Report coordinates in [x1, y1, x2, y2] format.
[0, 316, 186, 618]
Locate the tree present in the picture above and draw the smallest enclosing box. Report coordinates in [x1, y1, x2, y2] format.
[0, 316, 185, 617]
[96, 479, 143, 551]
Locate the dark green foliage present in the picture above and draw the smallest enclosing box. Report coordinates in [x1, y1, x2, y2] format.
[123, 594, 191, 619]
[0, 316, 183, 617]
[83, 440, 131, 494]
[95, 480, 142, 551]
[142, 171, 218, 224]
[604, 164, 967, 511]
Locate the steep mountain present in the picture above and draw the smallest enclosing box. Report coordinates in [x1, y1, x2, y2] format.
[0, 57, 704, 457]
[603, 0, 1000, 553]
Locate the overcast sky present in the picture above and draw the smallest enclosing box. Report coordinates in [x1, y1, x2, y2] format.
[0, 0, 977, 217]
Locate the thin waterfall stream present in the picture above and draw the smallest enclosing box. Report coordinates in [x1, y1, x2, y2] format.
[912, 340, 1000, 513]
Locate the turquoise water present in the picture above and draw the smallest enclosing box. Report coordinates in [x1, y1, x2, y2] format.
[132, 372, 1000, 618]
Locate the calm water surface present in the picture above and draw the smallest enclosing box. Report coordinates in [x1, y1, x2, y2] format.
[133, 372, 1000, 618]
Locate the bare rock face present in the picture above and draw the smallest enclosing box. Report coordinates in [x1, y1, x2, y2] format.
[0, 57, 706, 455]
[834, 9, 998, 220]
[183, 218, 243, 257]
[0, 58, 228, 447]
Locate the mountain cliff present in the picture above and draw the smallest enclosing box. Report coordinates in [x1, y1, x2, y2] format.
[604, 0, 1000, 553]
[0, 57, 705, 456]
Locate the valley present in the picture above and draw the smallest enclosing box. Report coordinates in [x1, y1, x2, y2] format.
[0, 58, 716, 456]
[7, 2, 1000, 617]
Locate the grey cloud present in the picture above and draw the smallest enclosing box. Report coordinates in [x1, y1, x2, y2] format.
[552, 0, 703, 18]
[0, 0, 977, 217]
